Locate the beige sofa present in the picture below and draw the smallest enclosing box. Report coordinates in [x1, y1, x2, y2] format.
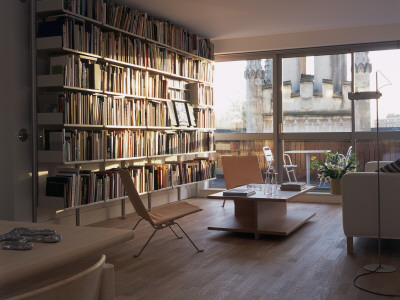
[342, 161, 400, 253]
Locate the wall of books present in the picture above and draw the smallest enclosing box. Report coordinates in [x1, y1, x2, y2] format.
[36, 0, 216, 218]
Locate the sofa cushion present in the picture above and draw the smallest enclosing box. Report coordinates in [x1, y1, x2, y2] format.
[378, 158, 400, 172]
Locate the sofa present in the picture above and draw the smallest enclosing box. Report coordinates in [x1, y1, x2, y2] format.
[342, 161, 400, 254]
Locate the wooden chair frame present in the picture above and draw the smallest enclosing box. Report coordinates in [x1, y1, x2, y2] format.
[117, 168, 203, 257]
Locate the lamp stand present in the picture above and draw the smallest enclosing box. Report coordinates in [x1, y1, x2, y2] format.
[349, 71, 396, 273]
[364, 84, 395, 273]
[364, 264, 396, 273]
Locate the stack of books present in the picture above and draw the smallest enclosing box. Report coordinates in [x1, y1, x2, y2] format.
[222, 188, 256, 196]
[280, 182, 307, 191]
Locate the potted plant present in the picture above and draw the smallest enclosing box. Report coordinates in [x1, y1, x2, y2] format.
[311, 151, 357, 194]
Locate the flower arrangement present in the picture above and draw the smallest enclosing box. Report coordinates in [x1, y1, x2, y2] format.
[311, 151, 357, 182]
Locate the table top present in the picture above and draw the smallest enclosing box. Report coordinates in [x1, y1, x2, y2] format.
[0, 220, 134, 291]
[208, 185, 315, 202]
[284, 150, 330, 154]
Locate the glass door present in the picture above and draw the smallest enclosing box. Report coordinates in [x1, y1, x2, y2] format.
[279, 53, 353, 188]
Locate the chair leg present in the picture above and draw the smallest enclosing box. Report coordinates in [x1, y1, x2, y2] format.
[292, 169, 297, 182]
[133, 218, 144, 230]
[134, 228, 158, 258]
[222, 199, 226, 207]
[286, 170, 291, 182]
[169, 225, 183, 239]
[175, 222, 204, 253]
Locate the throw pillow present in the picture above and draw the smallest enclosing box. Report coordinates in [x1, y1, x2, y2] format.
[377, 158, 400, 172]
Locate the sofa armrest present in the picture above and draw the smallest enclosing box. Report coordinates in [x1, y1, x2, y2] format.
[342, 172, 400, 239]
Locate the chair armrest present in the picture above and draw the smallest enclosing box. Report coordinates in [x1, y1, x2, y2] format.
[99, 263, 115, 300]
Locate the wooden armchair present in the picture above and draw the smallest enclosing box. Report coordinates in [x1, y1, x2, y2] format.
[117, 168, 204, 257]
[221, 156, 264, 207]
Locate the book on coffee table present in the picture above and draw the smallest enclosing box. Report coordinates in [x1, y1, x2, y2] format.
[280, 182, 307, 191]
[223, 188, 256, 196]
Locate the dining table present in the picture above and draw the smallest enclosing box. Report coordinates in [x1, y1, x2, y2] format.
[0, 220, 134, 299]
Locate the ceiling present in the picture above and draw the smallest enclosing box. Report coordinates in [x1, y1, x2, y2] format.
[124, 0, 400, 41]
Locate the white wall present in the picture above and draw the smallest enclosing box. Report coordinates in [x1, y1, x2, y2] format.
[0, 0, 33, 221]
[213, 23, 400, 55]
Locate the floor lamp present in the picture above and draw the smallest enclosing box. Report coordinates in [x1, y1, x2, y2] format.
[348, 71, 395, 273]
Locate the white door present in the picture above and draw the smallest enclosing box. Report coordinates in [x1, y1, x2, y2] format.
[0, 0, 33, 221]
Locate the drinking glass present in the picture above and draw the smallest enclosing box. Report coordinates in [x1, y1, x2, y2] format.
[271, 172, 278, 197]
[247, 184, 255, 192]
[264, 171, 272, 195]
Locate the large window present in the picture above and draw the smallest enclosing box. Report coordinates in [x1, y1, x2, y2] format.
[213, 45, 400, 191]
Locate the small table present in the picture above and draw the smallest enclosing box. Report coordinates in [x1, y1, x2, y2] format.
[207, 185, 316, 239]
[0, 220, 134, 298]
[285, 150, 330, 185]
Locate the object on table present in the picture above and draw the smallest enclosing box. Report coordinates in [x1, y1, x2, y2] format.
[0, 227, 62, 250]
[280, 182, 307, 191]
[223, 188, 256, 196]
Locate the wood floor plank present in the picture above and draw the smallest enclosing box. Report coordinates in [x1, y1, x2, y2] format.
[90, 199, 400, 300]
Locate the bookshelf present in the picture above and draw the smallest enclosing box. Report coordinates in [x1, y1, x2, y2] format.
[35, 0, 216, 225]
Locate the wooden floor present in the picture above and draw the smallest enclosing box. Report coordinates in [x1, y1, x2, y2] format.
[90, 199, 400, 300]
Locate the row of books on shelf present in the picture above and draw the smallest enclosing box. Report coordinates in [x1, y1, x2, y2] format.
[188, 83, 214, 106]
[101, 30, 146, 66]
[41, 129, 215, 162]
[43, 129, 104, 162]
[106, 130, 145, 159]
[38, 92, 104, 125]
[39, 54, 213, 97]
[145, 131, 215, 157]
[37, 16, 214, 81]
[101, 64, 145, 95]
[38, 92, 215, 128]
[146, 44, 214, 81]
[38, 0, 214, 59]
[56, 0, 103, 22]
[44, 159, 217, 208]
[103, 2, 214, 59]
[193, 108, 215, 129]
[169, 89, 189, 101]
[105, 97, 146, 127]
[37, 16, 102, 56]
[147, 74, 168, 99]
[45, 54, 101, 90]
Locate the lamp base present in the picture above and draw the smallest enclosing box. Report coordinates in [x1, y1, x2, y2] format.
[364, 264, 396, 273]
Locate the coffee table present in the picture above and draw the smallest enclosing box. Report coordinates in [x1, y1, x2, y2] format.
[207, 185, 316, 239]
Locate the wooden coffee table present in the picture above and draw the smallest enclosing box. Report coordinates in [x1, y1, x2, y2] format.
[207, 185, 316, 239]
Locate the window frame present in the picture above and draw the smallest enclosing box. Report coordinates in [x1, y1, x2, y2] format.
[214, 41, 400, 186]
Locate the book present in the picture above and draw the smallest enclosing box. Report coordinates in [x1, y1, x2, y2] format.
[186, 104, 196, 127]
[280, 182, 307, 191]
[223, 188, 256, 196]
[46, 176, 68, 198]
